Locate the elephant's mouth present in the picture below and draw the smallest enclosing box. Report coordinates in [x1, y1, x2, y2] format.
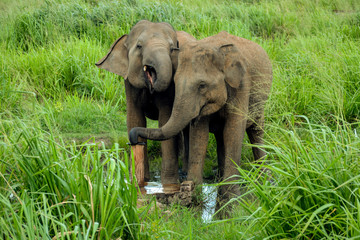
[143, 65, 157, 93]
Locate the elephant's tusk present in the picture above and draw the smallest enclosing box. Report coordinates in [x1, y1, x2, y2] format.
[143, 66, 147, 71]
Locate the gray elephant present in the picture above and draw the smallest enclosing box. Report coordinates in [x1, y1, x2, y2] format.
[129, 31, 272, 201]
[96, 20, 195, 184]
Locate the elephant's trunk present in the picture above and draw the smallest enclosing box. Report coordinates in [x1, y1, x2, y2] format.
[129, 96, 196, 144]
[143, 47, 173, 93]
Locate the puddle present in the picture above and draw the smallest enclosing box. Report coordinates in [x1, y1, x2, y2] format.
[143, 182, 181, 194]
[201, 185, 217, 223]
[143, 181, 163, 194]
[143, 182, 217, 222]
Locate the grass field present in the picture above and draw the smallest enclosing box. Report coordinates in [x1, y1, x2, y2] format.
[1, 0, 360, 239]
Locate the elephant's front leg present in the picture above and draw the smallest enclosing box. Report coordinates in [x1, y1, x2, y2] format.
[187, 117, 210, 185]
[181, 125, 190, 174]
[158, 106, 179, 185]
[125, 81, 150, 181]
[219, 109, 248, 202]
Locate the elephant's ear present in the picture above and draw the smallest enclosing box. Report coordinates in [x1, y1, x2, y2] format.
[171, 48, 180, 71]
[219, 44, 246, 89]
[95, 35, 129, 78]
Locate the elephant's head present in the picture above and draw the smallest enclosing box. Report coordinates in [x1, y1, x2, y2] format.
[96, 20, 179, 93]
[129, 40, 246, 144]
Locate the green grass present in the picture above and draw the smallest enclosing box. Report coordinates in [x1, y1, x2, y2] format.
[0, 120, 141, 239]
[233, 116, 360, 239]
[1, 0, 360, 238]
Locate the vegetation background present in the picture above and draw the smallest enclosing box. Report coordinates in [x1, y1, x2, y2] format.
[1, 0, 359, 239]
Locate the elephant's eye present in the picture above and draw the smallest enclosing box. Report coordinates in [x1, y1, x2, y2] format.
[136, 44, 142, 50]
[198, 82, 207, 92]
[170, 47, 179, 53]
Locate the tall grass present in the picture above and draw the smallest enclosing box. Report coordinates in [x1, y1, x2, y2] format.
[0, 120, 141, 239]
[234, 116, 360, 238]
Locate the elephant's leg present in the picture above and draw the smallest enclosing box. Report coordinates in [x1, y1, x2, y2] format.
[125, 81, 150, 181]
[214, 113, 247, 217]
[181, 125, 190, 174]
[214, 129, 225, 180]
[247, 119, 272, 181]
[159, 138, 179, 184]
[246, 121, 266, 161]
[187, 117, 210, 185]
[158, 106, 179, 185]
[219, 111, 248, 201]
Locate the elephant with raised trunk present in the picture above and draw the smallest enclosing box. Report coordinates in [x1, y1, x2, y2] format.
[129, 31, 272, 201]
[96, 20, 195, 184]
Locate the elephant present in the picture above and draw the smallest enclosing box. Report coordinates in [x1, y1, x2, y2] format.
[129, 31, 273, 201]
[96, 20, 195, 185]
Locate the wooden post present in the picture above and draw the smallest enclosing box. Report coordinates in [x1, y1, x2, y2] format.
[131, 144, 145, 187]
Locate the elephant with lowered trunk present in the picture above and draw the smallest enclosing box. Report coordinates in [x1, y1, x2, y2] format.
[96, 20, 195, 185]
[129, 31, 272, 201]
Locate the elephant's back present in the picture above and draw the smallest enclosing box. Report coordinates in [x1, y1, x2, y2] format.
[176, 31, 196, 46]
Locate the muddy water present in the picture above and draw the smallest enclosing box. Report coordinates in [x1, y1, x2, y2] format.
[143, 182, 217, 222]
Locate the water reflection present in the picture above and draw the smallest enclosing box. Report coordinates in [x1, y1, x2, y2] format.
[201, 185, 217, 223]
[144, 181, 163, 194]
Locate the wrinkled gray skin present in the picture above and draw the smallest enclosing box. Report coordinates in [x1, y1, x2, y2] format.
[96, 20, 195, 184]
[129, 31, 272, 201]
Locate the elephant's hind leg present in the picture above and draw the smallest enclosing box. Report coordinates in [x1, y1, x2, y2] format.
[246, 122, 266, 161]
[246, 122, 273, 182]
